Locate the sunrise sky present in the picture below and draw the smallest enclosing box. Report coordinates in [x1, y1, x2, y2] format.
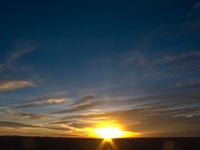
[0, 0, 200, 138]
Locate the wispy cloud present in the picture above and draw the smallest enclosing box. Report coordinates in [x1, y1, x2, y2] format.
[19, 92, 66, 103]
[57, 89, 200, 136]
[45, 126, 72, 131]
[73, 94, 95, 106]
[53, 100, 107, 114]
[158, 51, 200, 63]
[120, 50, 200, 68]
[169, 80, 200, 89]
[193, 2, 200, 8]
[0, 120, 72, 131]
[61, 112, 109, 120]
[61, 104, 200, 136]
[14, 92, 69, 108]
[0, 80, 35, 93]
[69, 122, 96, 129]
[15, 98, 69, 108]
[60, 91, 200, 120]
[112, 91, 200, 106]
[0, 107, 49, 119]
[0, 107, 12, 111]
[0, 41, 37, 73]
[3, 111, 48, 120]
[0, 120, 40, 128]
[11, 112, 49, 119]
[50, 120, 72, 125]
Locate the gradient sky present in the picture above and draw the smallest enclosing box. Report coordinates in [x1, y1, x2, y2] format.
[0, 0, 200, 137]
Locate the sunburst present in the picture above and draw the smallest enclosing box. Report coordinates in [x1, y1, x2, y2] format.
[95, 127, 122, 139]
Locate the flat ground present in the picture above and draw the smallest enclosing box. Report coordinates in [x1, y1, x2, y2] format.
[0, 136, 199, 150]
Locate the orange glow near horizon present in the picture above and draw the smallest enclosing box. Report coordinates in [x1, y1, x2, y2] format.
[95, 127, 122, 139]
[94, 125, 141, 150]
[92, 123, 141, 139]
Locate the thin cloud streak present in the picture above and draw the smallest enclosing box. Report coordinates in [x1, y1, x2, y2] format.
[120, 50, 200, 68]
[60, 105, 200, 136]
[53, 100, 107, 114]
[2, 112, 48, 120]
[0, 41, 37, 72]
[15, 98, 69, 108]
[0, 120, 40, 128]
[0, 81, 35, 93]
[0, 120, 72, 131]
[11, 112, 49, 119]
[193, 2, 200, 8]
[72, 94, 94, 106]
[0, 107, 49, 119]
[19, 92, 66, 104]
[61, 112, 110, 120]
[110, 91, 200, 107]
[69, 122, 96, 129]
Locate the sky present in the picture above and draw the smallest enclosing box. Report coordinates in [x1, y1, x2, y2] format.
[0, 0, 200, 138]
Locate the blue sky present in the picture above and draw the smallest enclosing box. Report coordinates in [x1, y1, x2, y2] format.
[0, 0, 200, 137]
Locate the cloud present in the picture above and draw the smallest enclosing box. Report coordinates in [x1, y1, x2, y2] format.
[45, 126, 72, 131]
[51, 121, 72, 125]
[61, 112, 111, 120]
[0, 41, 37, 73]
[160, 51, 200, 63]
[8, 112, 48, 120]
[110, 94, 163, 106]
[120, 50, 200, 68]
[107, 108, 199, 136]
[132, 115, 200, 137]
[46, 98, 67, 104]
[69, 122, 96, 129]
[14, 112, 49, 119]
[15, 98, 69, 108]
[60, 91, 200, 120]
[0, 107, 12, 111]
[59, 93, 200, 136]
[51, 133, 79, 137]
[0, 80, 35, 93]
[0, 107, 49, 119]
[193, 2, 200, 8]
[53, 100, 107, 114]
[14, 92, 68, 108]
[0, 120, 72, 131]
[0, 120, 40, 128]
[19, 92, 66, 103]
[169, 80, 200, 89]
[109, 50, 200, 88]
[116, 91, 200, 106]
[73, 94, 95, 106]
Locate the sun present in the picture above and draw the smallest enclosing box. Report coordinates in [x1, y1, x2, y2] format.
[95, 127, 122, 139]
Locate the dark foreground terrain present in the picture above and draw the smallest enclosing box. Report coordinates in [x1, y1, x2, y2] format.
[0, 136, 199, 150]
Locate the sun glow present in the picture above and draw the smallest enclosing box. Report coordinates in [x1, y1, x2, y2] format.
[95, 127, 122, 139]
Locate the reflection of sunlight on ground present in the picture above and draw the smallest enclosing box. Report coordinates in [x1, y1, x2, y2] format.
[96, 139, 118, 150]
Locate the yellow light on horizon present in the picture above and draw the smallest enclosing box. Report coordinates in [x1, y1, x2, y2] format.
[95, 127, 122, 139]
